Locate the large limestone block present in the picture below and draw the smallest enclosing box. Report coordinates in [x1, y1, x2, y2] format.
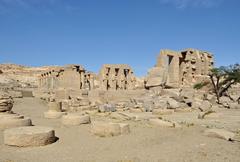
[143, 101, 154, 112]
[146, 77, 163, 88]
[119, 123, 130, 135]
[229, 103, 240, 109]
[0, 117, 32, 130]
[152, 109, 174, 115]
[110, 112, 132, 121]
[48, 102, 62, 112]
[167, 98, 180, 109]
[199, 100, 212, 112]
[0, 96, 14, 112]
[4, 126, 57, 147]
[161, 89, 180, 100]
[149, 119, 174, 128]
[180, 88, 195, 101]
[91, 122, 121, 137]
[8, 91, 23, 98]
[134, 113, 156, 121]
[204, 129, 235, 141]
[145, 67, 166, 88]
[98, 104, 116, 113]
[44, 111, 67, 119]
[0, 113, 24, 119]
[62, 114, 91, 126]
[79, 99, 90, 106]
[198, 111, 220, 119]
[129, 108, 143, 113]
[154, 99, 168, 109]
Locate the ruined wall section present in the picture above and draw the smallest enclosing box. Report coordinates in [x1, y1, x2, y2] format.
[99, 64, 136, 91]
[146, 49, 214, 88]
[38, 65, 96, 92]
[180, 49, 214, 87]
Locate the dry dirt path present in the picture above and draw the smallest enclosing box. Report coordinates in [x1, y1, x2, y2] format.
[0, 98, 240, 162]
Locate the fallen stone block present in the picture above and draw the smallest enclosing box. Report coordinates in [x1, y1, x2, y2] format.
[98, 104, 116, 113]
[0, 95, 13, 112]
[143, 101, 154, 112]
[4, 126, 57, 147]
[167, 98, 180, 109]
[204, 129, 235, 141]
[117, 112, 136, 120]
[199, 101, 212, 112]
[229, 103, 240, 109]
[149, 119, 174, 128]
[110, 112, 132, 121]
[0, 117, 32, 130]
[44, 111, 67, 119]
[198, 111, 221, 119]
[129, 108, 143, 113]
[198, 110, 215, 119]
[135, 113, 156, 121]
[174, 108, 192, 113]
[8, 91, 23, 98]
[154, 99, 168, 109]
[152, 109, 174, 115]
[62, 114, 91, 126]
[0, 113, 24, 119]
[119, 123, 130, 135]
[91, 122, 122, 137]
[48, 102, 62, 112]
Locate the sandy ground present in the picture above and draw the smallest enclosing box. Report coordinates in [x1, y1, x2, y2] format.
[0, 98, 240, 162]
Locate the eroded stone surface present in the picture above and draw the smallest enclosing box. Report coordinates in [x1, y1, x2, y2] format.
[91, 122, 130, 137]
[204, 129, 235, 141]
[44, 111, 66, 119]
[149, 119, 175, 128]
[0, 92, 14, 112]
[0, 116, 32, 130]
[62, 114, 91, 126]
[4, 126, 57, 147]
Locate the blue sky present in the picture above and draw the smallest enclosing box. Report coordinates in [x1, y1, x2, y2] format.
[0, 0, 239, 76]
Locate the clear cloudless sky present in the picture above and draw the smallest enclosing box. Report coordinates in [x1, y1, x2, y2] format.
[0, 0, 240, 76]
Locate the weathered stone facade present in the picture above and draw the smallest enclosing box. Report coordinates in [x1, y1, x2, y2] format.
[98, 64, 136, 90]
[38, 65, 96, 91]
[146, 49, 214, 88]
[38, 49, 213, 94]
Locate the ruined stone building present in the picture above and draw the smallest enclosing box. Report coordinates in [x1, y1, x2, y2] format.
[38, 48, 213, 93]
[98, 64, 136, 90]
[38, 65, 96, 91]
[146, 49, 214, 88]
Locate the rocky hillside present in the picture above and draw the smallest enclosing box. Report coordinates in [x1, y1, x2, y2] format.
[0, 63, 59, 90]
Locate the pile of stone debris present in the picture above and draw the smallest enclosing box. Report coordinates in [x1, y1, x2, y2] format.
[0, 92, 14, 112]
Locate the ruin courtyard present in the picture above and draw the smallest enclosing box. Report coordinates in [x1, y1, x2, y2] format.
[0, 48, 240, 162]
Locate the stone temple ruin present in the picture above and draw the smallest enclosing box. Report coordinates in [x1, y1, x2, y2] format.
[146, 49, 214, 88]
[5, 47, 240, 151]
[38, 48, 214, 95]
[38, 64, 96, 91]
[99, 64, 136, 91]
[35, 49, 215, 109]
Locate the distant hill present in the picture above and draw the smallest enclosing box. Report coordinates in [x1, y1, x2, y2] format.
[0, 63, 61, 90]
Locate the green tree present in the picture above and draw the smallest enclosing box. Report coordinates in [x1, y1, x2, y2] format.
[209, 64, 240, 104]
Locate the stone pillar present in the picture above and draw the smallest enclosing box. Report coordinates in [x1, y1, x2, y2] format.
[90, 75, 94, 90]
[80, 72, 85, 89]
[44, 99, 66, 119]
